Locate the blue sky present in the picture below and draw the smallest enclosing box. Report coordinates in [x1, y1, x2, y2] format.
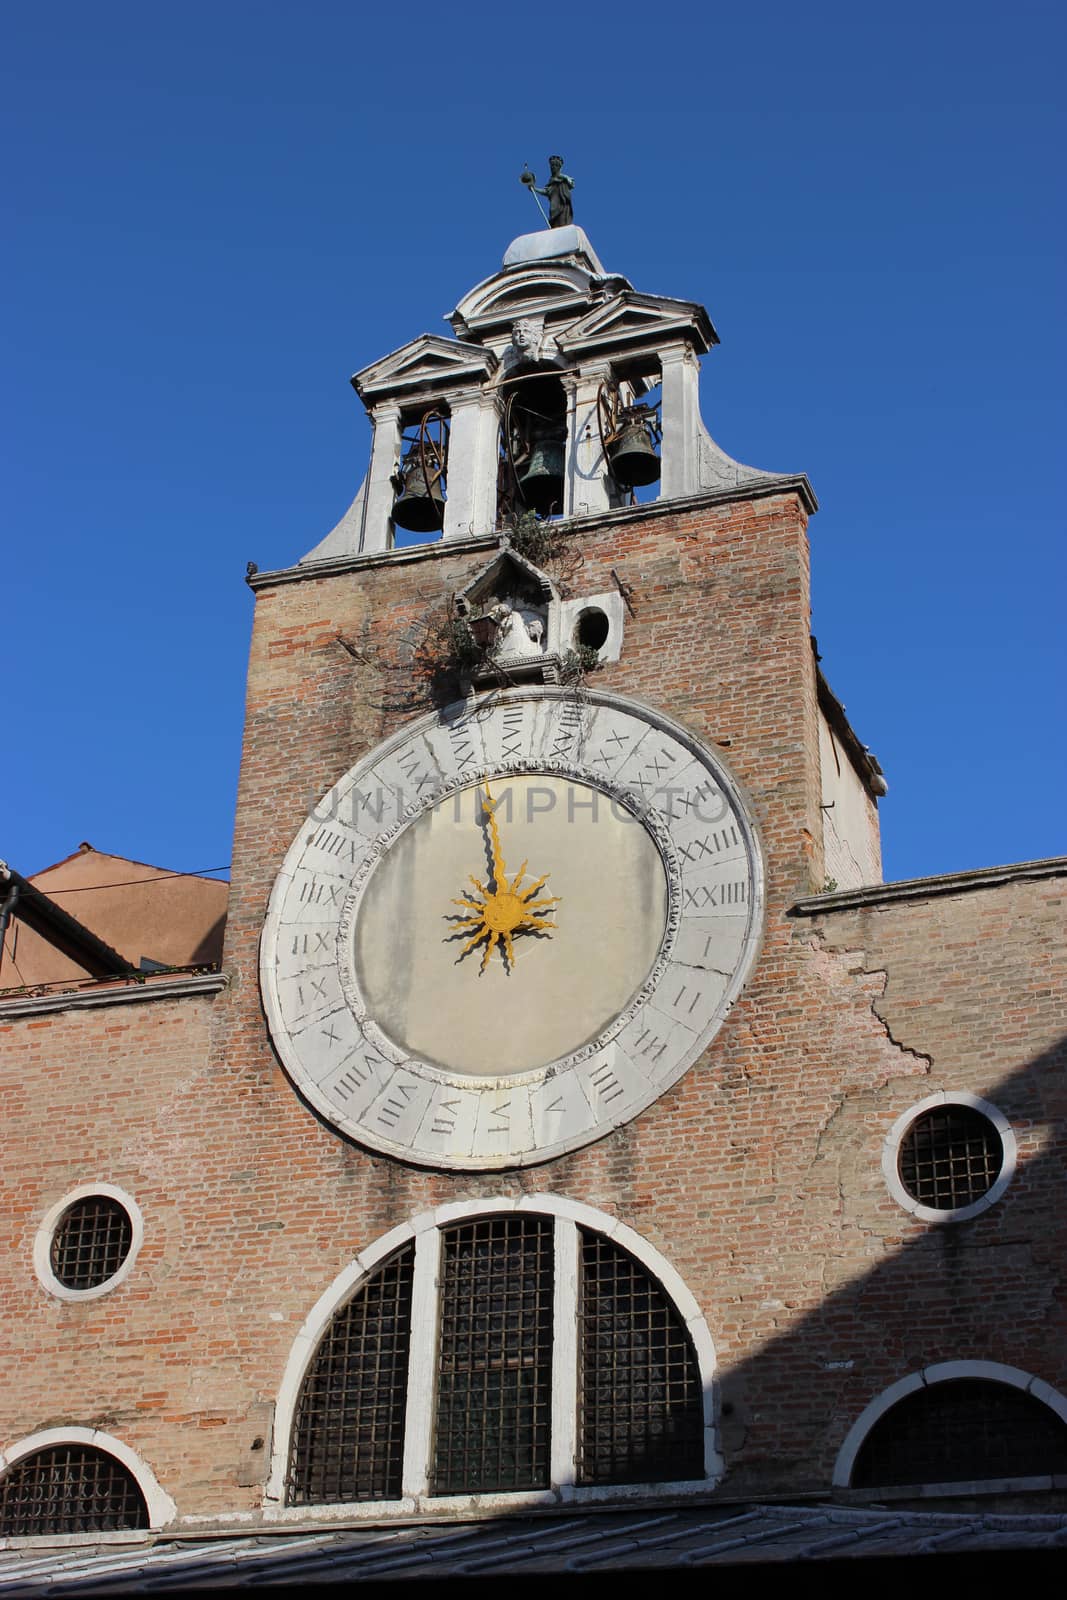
[4, 0, 1064, 887]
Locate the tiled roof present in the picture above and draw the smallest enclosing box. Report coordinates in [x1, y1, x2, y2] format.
[2, 1503, 1066, 1591]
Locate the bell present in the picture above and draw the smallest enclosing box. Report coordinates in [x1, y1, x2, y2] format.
[606, 420, 661, 488]
[517, 439, 565, 515]
[392, 452, 445, 533]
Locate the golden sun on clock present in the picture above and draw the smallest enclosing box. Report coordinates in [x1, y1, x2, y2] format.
[353, 776, 667, 1077]
[449, 784, 560, 972]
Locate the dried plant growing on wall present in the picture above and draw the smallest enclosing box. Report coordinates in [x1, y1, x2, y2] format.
[500, 511, 586, 597]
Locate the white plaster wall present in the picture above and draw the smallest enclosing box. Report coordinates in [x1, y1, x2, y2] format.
[819, 712, 882, 889]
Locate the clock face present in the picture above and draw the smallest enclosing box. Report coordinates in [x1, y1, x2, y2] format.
[260, 687, 764, 1170]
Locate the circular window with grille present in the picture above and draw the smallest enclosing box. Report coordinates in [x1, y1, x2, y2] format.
[883, 1094, 1016, 1222]
[34, 1185, 144, 1301]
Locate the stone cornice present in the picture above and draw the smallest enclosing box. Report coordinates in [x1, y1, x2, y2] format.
[248, 475, 818, 592]
[789, 856, 1067, 917]
[0, 971, 228, 1019]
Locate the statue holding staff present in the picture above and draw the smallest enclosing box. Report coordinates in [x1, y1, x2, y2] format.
[520, 156, 575, 229]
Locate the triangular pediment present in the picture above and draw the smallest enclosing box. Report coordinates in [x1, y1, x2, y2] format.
[457, 544, 558, 609]
[352, 335, 496, 403]
[557, 292, 718, 358]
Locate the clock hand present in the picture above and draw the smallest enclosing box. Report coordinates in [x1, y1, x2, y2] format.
[482, 783, 506, 889]
[448, 781, 559, 972]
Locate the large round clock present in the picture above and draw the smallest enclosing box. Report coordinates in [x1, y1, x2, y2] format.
[260, 686, 763, 1169]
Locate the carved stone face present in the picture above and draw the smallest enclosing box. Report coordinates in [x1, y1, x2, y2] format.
[511, 319, 538, 354]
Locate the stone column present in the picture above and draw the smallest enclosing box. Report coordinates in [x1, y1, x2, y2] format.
[443, 387, 500, 541]
[658, 341, 702, 501]
[563, 365, 620, 518]
[359, 401, 402, 554]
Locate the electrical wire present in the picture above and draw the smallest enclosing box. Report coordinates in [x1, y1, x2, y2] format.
[41, 868, 230, 894]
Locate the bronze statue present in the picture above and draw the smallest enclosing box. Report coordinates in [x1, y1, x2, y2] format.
[520, 156, 575, 229]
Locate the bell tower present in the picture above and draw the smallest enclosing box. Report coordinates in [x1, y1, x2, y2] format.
[237, 213, 846, 1180]
[5, 172, 1066, 1560]
[302, 224, 812, 562]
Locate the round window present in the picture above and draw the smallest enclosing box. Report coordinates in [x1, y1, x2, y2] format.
[35, 1185, 144, 1300]
[884, 1095, 1015, 1221]
[574, 607, 610, 653]
[898, 1104, 1003, 1210]
[50, 1195, 133, 1290]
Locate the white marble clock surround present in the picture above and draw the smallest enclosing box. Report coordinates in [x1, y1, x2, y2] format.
[260, 686, 765, 1169]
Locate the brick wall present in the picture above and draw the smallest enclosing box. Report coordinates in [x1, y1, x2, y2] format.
[2, 492, 1063, 1518]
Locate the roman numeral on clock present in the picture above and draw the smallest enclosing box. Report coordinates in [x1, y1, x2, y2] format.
[377, 1081, 417, 1129]
[448, 725, 479, 771]
[430, 1098, 463, 1136]
[589, 1063, 624, 1104]
[308, 825, 361, 862]
[548, 702, 583, 758]
[684, 880, 747, 909]
[679, 825, 738, 863]
[500, 706, 525, 758]
[397, 749, 435, 793]
[298, 876, 340, 906]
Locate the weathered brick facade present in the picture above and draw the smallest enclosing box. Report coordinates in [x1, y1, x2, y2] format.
[3, 479, 1064, 1530]
[3, 224, 1065, 1540]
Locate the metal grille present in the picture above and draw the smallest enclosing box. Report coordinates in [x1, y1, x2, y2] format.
[286, 1243, 414, 1504]
[432, 1216, 554, 1494]
[898, 1106, 1002, 1210]
[50, 1195, 133, 1290]
[852, 1378, 1067, 1487]
[577, 1229, 704, 1485]
[0, 1446, 148, 1536]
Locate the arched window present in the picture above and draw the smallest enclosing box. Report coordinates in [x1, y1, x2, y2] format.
[0, 1443, 149, 1537]
[853, 1378, 1067, 1487]
[835, 1364, 1067, 1492]
[431, 1215, 555, 1495]
[277, 1199, 715, 1509]
[287, 1243, 415, 1504]
[578, 1229, 704, 1485]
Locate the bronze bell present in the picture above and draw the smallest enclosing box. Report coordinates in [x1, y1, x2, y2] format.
[606, 419, 661, 488]
[518, 438, 565, 515]
[392, 449, 445, 534]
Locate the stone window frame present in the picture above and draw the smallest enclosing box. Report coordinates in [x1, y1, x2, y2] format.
[832, 1361, 1067, 1495]
[881, 1091, 1016, 1223]
[0, 1427, 176, 1545]
[265, 1193, 720, 1522]
[33, 1184, 144, 1303]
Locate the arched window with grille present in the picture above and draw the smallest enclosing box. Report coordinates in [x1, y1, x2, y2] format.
[286, 1242, 415, 1504]
[834, 1364, 1067, 1492]
[0, 1429, 175, 1539]
[276, 1198, 716, 1510]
